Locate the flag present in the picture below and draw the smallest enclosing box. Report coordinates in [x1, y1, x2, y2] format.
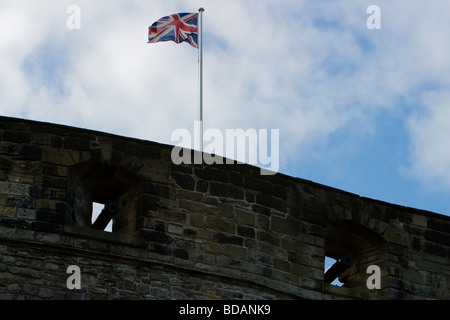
[148, 13, 199, 48]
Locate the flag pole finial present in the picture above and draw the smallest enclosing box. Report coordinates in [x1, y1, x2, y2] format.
[199, 7, 204, 12]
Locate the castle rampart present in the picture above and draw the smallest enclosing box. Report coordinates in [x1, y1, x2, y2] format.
[0, 116, 449, 299]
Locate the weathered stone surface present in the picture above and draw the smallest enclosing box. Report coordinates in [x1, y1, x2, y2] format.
[171, 172, 195, 190]
[139, 229, 174, 245]
[0, 116, 449, 301]
[237, 225, 255, 238]
[214, 232, 244, 246]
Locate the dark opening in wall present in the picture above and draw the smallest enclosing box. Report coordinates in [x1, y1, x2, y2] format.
[324, 256, 346, 286]
[68, 163, 142, 234]
[324, 220, 385, 288]
[91, 202, 114, 232]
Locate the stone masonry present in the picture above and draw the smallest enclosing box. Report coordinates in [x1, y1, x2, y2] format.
[0, 115, 449, 299]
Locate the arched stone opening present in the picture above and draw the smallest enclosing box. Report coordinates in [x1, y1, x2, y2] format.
[67, 162, 142, 234]
[324, 220, 385, 288]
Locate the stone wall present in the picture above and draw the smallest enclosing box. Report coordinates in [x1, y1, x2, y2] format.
[0, 116, 449, 300]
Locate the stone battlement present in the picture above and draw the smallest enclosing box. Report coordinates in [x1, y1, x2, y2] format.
[0, 116, 449, 299]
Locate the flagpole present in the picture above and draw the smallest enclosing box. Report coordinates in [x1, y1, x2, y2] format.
[198, 7, 204, 153]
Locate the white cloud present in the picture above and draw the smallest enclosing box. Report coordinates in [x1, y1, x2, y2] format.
[406, 91, 450, 190]
[1, 0, 450, 191]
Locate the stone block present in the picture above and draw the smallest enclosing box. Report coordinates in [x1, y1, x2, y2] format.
[229, 171, 243, 186]
[209, 181, 244, 200]
[8, 173, 34, 184]
[218, 203, 234, 218]
[423, 241, 447, 257]
[4, 131, 30, 143]
[163, 210, 187, 224]
[20, 145, 42, 160]
[424, 229, 450, 246]
[41, 147, 80, 166]
[0, 206, 16, 218]
[245, 191, 255, 203]
[206, 240, 222, 254]
[208, 181, 227, 197]
[206, 215, 235, 234]
[273, 185, 288, 200]
[29, 133, 57, 147]
[139, 229, 174, 245]
[0, 141, 19, 156]
[196, 179, 208, 192]
[0, 181, 31, 196]
[23, 284, 39, 296]
[412, 214, 427, 228]
[237, 225, 255, 238]
[143, 182, 171, 198]
[214, 232, 243, 246]
[235, 209, 255, 226]
[36, 211, 66, 224]
[196, 228, 214, 241]
[173, 248, 189, 260]
[189, 211, 205, 228]
[183, 228, 197, 237]
[274, 258, 291, 272]
[111, 138, 135, 154]
[154, 220, 168, 232]
[17, 208, 35, 220]
[38, 287, 55, 299]
[171, 172, 195, 190]
[6, 195, 35, 209]
[135, 143, 160, 159]
[168, 223, 182, 235]
[252, 204, 271, 216]
[63, 137, 91, 151]
[256, 214, 270, 230]
[428, 218, 450, 233]
[148, 242, 172, 255]
[244, 175, 273, 193]
[271, 216, 300, 238]
[30, 221, 61, 233]
[138, 165, 169, 184]
[383, 227, 410, 247]
[0, 157, 11, 170]
[223, 244, 247, 260]
[171, 163, 193, 174]
[177, 189, 204, 202]
[141, 194, 162, 211]
[0, 218, 28, 229]
[194, 166, 228, 183]
[179, 199, 208, 213]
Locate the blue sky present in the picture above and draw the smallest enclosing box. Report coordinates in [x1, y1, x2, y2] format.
[1, 0, 450, 220]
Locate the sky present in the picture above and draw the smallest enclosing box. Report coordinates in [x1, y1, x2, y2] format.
[1, 0, 450, 220]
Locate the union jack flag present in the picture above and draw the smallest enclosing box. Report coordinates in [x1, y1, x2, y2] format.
[148, 13, 199, 48]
